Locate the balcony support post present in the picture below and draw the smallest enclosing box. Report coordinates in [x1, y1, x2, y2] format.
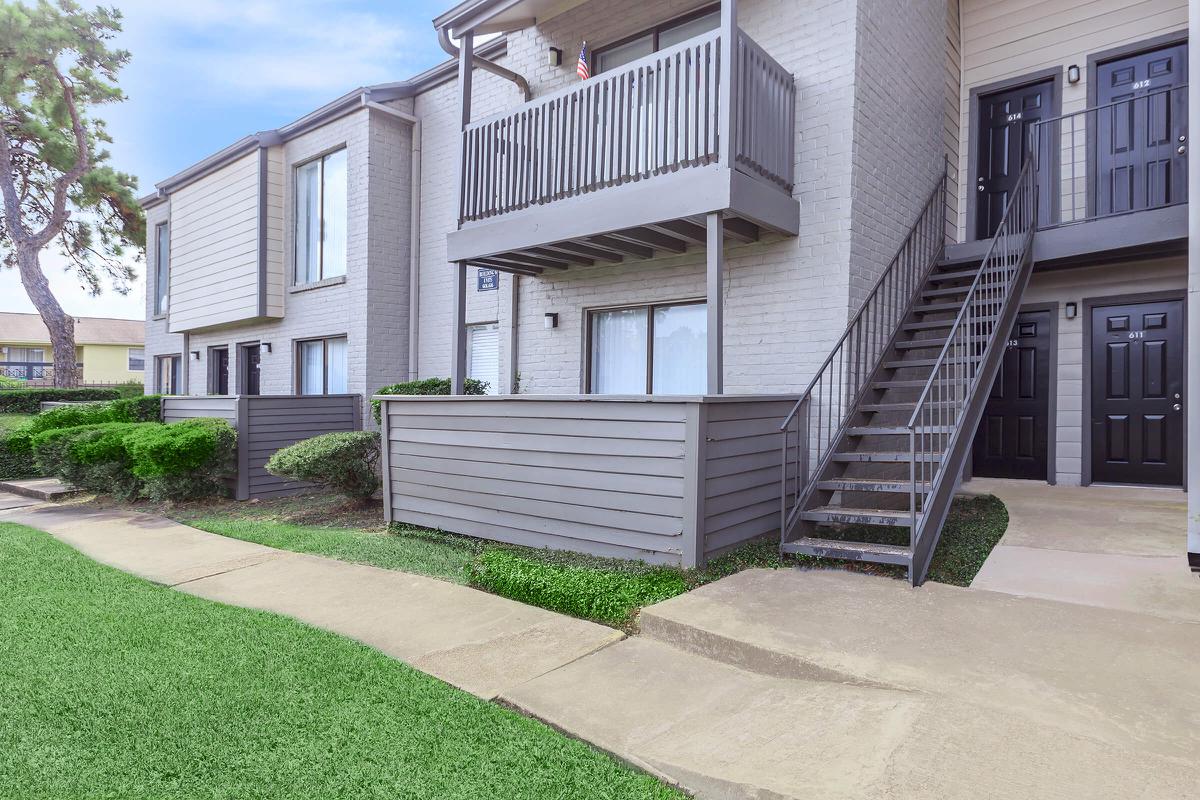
[1187, 7, 1199, 571]
[455, 30, 474, 229]
[706, 211, 724, 395]
[718, 0, 738, 167]
[451, 261, 468, 394]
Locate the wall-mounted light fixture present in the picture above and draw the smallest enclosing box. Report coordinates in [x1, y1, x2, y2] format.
[544, 312, 559, 330]
[1067, 65, 1081, 84]
[190, 351, 201, 360]
[260, 342, 272, 354]
[548, 47, 562, 67]
[1065, 302, 1078, 320]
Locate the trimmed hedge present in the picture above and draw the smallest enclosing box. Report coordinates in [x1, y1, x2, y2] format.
[266, 431, 381, 501]
[0, 375, 23, 389]
[371, 377, 488, 423]
[0, 388, 122, 414]
[0, 438, 37, 480]
[5, 396, 162, 456]
[27, 418, 236, 502]
[466, 549, 688, 624]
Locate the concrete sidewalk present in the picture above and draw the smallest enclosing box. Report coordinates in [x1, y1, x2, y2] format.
[0, 501, 622, 700]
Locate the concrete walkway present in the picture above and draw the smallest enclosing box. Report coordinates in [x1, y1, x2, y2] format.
[0, 499, 622, 700]
[963, 478, 1198, 622]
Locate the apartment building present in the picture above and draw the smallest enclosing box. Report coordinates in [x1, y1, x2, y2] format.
[141, 0, 1196, 580]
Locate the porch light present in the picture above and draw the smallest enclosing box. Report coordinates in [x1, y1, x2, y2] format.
[191, 351, 201, 360]
[260, 342, 272, 354]
[1065, 302, 1078, 320]
[548, 47, 562, 67]
[544, 312, 559, 330]
[1067, 65, 1080, 84]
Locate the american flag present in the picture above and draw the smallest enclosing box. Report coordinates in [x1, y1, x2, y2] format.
[576, 41, 590, 80]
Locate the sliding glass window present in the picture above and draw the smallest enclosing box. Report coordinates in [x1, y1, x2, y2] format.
[589, 301, 706, 394]
[297, 336, 348, 395]
[295, 149, 348, 284]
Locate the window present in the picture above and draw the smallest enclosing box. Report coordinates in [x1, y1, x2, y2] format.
[155, 354, 181, 394]
[297, 336, 348, 395]
[6, 347, 45, 363]
[127, 348, 145, 371]
[467, 323, 500, 394]
[154, 222, 170, 314]
[588, 301, 706, 394]
[593, 6, 719, 73]
[295, 148, 348, 284]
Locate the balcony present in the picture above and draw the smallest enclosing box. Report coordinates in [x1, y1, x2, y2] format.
[446, 28, 799, 271]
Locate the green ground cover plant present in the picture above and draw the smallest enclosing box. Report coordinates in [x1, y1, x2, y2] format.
[0, 522, 683, 799]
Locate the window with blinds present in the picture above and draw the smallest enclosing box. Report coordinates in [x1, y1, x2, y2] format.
[466, 323, 499, 394]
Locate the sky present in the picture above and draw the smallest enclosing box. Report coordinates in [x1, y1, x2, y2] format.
[0, 0, 453, 321]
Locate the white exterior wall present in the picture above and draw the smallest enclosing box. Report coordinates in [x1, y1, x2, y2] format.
[955, 0, 1189, 240]
[143, 201, 185, 390]
[1020, 257, 1187, 486]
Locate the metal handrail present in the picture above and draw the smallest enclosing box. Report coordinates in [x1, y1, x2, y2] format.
[906, 157, 1037, 537]
[779, 166, 948, 539]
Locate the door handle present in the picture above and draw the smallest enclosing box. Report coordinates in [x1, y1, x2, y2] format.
[1178, 145, 1187, 155]
[1173, 404, 1182, 412]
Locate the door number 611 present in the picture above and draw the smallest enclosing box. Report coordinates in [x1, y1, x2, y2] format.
[1128, 331, 1145, 339]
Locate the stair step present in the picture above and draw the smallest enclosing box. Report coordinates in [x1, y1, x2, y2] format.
[846, 425, 954, 436]
[927, 268, 979, 283]
[831, 451, 942, 463]
[894, 335, 987, 350]
[883, 357, 939, 369]
[816, 478, 915, 493]
[913, 301, 965, 314]
[872, 379, 937, 390]
[859, 400, 957, 412]
[922, 285, 971, 299]
[903, 316, 995, 332]
[799, 506, 914, 527]
[782, 536, 912, 565]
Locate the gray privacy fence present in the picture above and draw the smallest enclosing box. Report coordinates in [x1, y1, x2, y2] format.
[161, 394, 362, 500]
[377, 394, 797, 568]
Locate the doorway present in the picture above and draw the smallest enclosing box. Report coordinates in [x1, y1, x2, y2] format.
[1092, 40, 1188, 217]
[239, 343, 261, 395]
[208, 347, 229, 395]
[1088, 297, 1184, 487]
[972, 77, 1056, 239]
[972, 308, 1054, 481]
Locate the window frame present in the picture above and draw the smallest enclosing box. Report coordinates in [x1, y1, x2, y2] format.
[585, 298, 706, 394]
[127, 347, 145, 372]
[154, 354, 181, 395]
[293, 147, 348, 286]
[154, 222, 170, 316]
[592, 4, 719, 74]
[294, 335, 349, 395]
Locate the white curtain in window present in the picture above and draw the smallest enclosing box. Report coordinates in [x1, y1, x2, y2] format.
[326, 337, 348, 393]
[300, 340, 324, 394]
[652, 303, 706, 394]
[467, 324, 500, 394]
[155, 224, 170, 314]
[322, 150, 348, 278]
[591, 308, 648, 394]
[295, 160, 321, 283]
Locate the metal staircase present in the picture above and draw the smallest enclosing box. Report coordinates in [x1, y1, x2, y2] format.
[779, 158, 1039, 585]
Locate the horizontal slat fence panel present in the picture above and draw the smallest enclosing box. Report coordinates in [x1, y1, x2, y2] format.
[733, 31, 796, 192]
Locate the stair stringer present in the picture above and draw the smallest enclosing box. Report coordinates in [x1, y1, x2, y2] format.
[907, 247, 1037, 585]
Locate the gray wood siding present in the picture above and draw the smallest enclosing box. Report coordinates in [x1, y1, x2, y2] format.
[701, 398, 796, 559]
[161, 396, 238, 423]
[383, 397, 691, 565]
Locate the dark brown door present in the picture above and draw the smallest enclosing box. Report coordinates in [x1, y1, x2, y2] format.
[973, 309, 1052, 480]
[1090, 299, 1184, 486]
[1095, 42, 1188, 216]
[240, 344, 261, 395]
[210, 347, 229, 395]
[975, 80, 1054, 238]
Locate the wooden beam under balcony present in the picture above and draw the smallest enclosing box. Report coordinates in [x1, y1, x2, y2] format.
[612, 227, 689, 254]
[588, 235, 653, 260]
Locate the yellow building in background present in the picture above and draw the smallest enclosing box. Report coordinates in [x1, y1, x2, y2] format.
[0, 312, 144, 386]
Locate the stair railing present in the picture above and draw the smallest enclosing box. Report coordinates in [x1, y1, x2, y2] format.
[906, 157, 1038, 572]
[780, 167, 949, 542]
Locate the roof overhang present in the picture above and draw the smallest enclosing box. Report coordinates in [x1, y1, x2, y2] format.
[139, 37, 507, 208]
[434, 0, 586, 36]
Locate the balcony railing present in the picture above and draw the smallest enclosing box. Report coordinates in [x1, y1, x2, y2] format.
[1032, 85, 1188, 228]
[0, 362, 84, 385]
[458, 28, 794, 225]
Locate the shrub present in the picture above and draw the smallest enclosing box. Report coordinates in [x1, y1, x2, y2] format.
[0, 375, 23, 389]
[108, 395, 163, 423]
[0, 438, 37, 480]
[3, 396, 162, 455]
[0, 388, 121, 414]
[266, 431, 381, 501]
[44, 423, 150, 500]
[371, 377, 488, 423]
[124, 418, 236, 501]
[466, 549, 688, 624]
[112, 381, 146, 398]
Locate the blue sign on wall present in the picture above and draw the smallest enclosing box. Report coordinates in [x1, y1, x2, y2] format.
[477, 268, 499, 291]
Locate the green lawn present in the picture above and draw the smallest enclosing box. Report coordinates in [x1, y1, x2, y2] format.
[0, 522, 683, 799]
[0, 413, 32, 434]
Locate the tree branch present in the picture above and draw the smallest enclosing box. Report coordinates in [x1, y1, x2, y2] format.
[28, 63, 92, 250]
[0, 130, 30, 244]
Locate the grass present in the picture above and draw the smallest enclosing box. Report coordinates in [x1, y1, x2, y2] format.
[0, 521, 684, 800]
[0, 412, 32, 434]
[74, 490, 1008, 627]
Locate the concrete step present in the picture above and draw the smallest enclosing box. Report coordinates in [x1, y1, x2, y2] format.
[782, 535, 913, 562]
[830, 451, 941, 463]
[0, 477, 79, 501]
[797, 506, 914, 528]
[859, 400, 957, 413]
[816, 477, 915, 493]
